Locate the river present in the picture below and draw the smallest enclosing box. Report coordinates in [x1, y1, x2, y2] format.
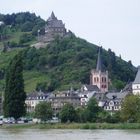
[0, 129, 140, 140]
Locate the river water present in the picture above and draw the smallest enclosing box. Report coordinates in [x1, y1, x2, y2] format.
[0, 129, 140, 140]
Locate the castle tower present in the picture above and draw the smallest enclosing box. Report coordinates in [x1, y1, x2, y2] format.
[132, 66, 140, 95]
[90, 47, 108, 93]
[43, 11, 66, 43]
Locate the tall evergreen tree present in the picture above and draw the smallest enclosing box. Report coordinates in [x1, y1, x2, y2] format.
[3, 52, 26, 120]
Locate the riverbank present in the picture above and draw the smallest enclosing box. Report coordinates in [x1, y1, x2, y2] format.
[1, 123, 140, 129]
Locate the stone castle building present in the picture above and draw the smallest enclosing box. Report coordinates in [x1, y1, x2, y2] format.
[32, 12, 72, 48]
[43, 12, 67, 43]
[90, 47, 109, 93]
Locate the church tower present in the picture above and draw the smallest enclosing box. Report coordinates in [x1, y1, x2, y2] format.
[90, 47, 109, 93]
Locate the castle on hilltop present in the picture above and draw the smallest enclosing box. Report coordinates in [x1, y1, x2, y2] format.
[38, 12, 72, 45]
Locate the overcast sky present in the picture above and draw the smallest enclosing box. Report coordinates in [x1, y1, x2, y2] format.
[1, 0, 140, 66]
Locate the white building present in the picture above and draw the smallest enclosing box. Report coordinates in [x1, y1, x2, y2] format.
[25, 91, 49, 112]
[132, 66, 140, 95]
[103, 92, 124, 112]
[79, 84, 99, 106]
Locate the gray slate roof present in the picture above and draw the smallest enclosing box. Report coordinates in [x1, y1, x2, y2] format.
[106, 92, 129, 99]
[133, 66, 140, 84]
[46, 12, 65, 28]
[96, 47, 103, 72]
[84, 84, 100, 92]
[27, 91, 49, 100]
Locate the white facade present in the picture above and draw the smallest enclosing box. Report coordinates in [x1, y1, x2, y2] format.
[25, 98, 47, 112]
[104, 100, 121, 112]
[132, 84, 140, 95]
[132, 66, 140, 95]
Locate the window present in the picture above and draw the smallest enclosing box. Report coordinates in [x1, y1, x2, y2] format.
[102, 77, 104, 82]
[97, 77, 99, 82]
[94, 77, 96, 82]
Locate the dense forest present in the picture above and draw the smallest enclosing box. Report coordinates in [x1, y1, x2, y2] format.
[0, 12, 137, 93]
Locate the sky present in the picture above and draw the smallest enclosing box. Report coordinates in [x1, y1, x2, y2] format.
[1, 0, 140, 66]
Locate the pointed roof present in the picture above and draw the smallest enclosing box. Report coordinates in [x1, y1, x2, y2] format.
[51, 11, 56, 19]
[47, 11, 57, 21]
[96, 47, 103, 71]
[133, 66, 140, 84]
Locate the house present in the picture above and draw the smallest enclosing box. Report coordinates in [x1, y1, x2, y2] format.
[90, 47, 109, 93]
[49, 90, 81, 115]
[25, 91, 49, 112]
[79, 84, 100, 106]
[132, 66, 140, 95]
[102, 92, 130, 113]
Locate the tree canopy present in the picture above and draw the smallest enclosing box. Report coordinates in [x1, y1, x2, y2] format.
[121, 95, 140, 122]
[35, 102, 53, 122]
[3, 52, 26, 120]
[60, 103, 77, 123]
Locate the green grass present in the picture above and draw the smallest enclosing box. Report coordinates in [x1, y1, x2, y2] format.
[0, 48, 24, 68]
[23, 71, 50, 93]
[0, 70, 50, 94]
[0, 48, 50, 93]
[1, 123, 140, 129]
[0, 30, 37, 49]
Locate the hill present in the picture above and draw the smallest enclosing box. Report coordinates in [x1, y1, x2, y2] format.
[0, 12, 137, 93]
[0, 12, 45, 50]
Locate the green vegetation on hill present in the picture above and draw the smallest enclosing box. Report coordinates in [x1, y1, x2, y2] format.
[0, 12, 137, 93]
[21, 36, 136, 92]
[0, 12, 45, 49]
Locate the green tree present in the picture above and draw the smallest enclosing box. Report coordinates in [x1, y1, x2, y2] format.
[76, 107, 91, 123]
[35, 102, 53, 122]
[3, 52, 26, 120]
[97, 110, 111, 123]
[60, 103, 77, 123]
[121, 95, 140, 122]
[86, 97, 101, 122]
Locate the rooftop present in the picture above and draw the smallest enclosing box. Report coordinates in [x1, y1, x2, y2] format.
[96, 47, 103, 72]
[133, 66, 140, 84]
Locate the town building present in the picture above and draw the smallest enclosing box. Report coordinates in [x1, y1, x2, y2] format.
[79, 84, 100, 106]
[132, 66, 140, 95]
[49, 90, 81, 115]
[103, 92, 129, 112]
[90, 47, 109, 93]
[25, 91, 49, 112]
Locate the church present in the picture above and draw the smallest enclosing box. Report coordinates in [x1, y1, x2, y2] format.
[90, 47, 109, 93]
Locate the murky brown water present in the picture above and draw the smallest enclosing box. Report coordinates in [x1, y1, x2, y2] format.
[0, 129, 140, 140]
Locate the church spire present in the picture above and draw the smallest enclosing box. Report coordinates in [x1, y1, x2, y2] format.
[96, 47, 103, 72]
